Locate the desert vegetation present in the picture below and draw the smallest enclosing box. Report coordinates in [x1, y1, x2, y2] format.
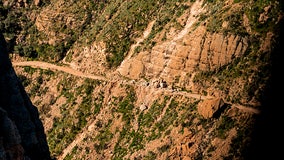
[8, 0, 283, 159]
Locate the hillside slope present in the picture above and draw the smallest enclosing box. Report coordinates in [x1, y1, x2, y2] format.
[1, 0, 283, 159]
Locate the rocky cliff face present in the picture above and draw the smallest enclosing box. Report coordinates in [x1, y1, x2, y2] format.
[0, 33, 51, 160]
[2, 0, 283, 159]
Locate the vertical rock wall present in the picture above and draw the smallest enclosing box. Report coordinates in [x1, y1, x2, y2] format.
[0, 33, 51, 160]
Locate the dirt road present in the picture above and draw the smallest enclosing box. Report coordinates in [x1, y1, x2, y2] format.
[13, 59, 260, 160]
[13, 60, 260, 115]
[13, 61, 107, 81]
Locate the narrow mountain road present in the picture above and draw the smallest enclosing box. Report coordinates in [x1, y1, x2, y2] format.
[13, 59, 260, 160]
[230, 104, 260, 114]
[13, 61, 107, 81]
[11, 4, 259, 156]
[10, 1, 262, 159]
[12, 60, 260, 114]
[13, 60, 211, 100]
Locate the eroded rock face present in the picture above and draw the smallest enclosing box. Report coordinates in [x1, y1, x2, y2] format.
[0, 33, 51, 160]
[118, 25, 248, 89]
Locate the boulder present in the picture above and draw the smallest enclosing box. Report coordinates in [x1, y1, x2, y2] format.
[139, 104, 148, 111]
[197, 98, 225, 119]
